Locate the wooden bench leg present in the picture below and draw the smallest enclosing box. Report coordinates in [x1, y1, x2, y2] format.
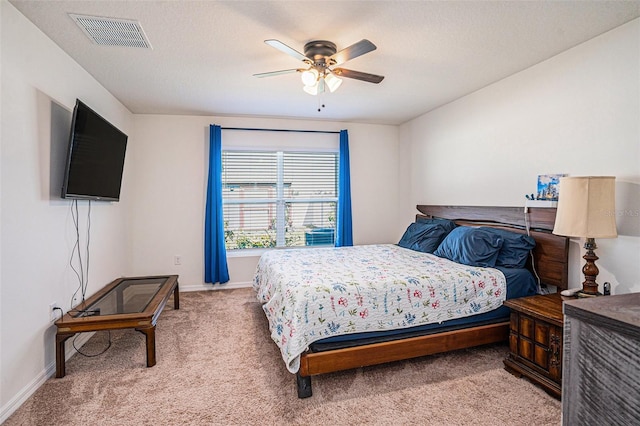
[56, 333, 74, 378]
[136, 326, 156, 367]
[173, 283, 180, 310]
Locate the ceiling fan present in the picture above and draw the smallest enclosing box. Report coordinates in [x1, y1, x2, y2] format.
[254, 39, 384, 95]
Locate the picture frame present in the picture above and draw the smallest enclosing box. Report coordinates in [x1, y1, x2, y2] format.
[536, 174, 566, 201]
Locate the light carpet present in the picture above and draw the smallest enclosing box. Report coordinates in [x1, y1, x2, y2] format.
[6, 289, 561, 425]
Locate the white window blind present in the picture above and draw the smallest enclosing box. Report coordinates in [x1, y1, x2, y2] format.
[222, 150, 338, 249]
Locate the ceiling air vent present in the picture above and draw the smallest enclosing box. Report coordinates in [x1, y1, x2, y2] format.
[69, 13, 152, 49]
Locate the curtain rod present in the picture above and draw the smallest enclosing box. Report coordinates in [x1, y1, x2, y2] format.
[221, 126, 341, 135]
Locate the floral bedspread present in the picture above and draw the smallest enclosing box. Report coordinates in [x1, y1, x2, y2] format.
[253, 244, 506, 373]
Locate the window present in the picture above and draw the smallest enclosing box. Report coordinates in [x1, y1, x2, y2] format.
[222, 150, 338, 250]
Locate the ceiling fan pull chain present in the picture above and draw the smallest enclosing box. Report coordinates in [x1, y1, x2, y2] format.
[317, 94, 326, 112]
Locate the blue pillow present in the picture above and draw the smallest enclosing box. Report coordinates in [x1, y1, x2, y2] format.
[433, 226, 503, 267]
[416, 217, 458, 234]
[398, 221, 454, 253]
[479, 227, 536, 268]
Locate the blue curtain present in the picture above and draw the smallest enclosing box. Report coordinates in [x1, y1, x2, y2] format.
[204, 125, 229, 284]
[336, 130, 353, 247]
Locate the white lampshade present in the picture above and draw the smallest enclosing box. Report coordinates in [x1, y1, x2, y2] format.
[324, 73, 343, 93]
[552, 176, 617, 238]
[301, 69, 318, 87]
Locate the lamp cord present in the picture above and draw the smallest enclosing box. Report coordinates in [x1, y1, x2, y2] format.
[524, 207, 544, 293]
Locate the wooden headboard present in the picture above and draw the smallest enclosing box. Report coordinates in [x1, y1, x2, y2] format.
[416, 205, 569, 290]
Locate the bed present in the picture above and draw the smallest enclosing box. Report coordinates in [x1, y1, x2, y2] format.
[253, 205, 569, 398]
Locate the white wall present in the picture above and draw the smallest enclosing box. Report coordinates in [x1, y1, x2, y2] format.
[0, 2, 134, 420]
[399, 19, 640, 295]
[128, 115, 400, 290]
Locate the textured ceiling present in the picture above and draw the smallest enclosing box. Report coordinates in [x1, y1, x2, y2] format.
[9, 0, 640, 125]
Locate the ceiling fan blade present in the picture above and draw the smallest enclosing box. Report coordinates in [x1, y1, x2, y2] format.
[264, 39, 310, 62]
[253, 69, 303, 78]
[332, 68, 384, 84]
[329, 39, 377, 66]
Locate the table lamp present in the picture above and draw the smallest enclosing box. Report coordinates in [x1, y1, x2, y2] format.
[552, 176, 617, 297]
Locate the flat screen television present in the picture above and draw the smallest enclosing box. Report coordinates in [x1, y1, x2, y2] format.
[61, 99, 128, 201]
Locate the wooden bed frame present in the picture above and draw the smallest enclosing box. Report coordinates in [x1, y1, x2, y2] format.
[294, 205, 569, 398]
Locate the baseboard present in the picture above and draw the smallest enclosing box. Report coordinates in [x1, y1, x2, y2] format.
[0, 332, 94, 423]
[179, 281, 253, 292]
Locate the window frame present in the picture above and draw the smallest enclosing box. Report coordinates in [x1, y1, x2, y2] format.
[221, 145, 339, 253]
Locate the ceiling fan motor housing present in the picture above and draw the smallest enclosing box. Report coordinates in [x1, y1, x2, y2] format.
[304, 40, 337, 67]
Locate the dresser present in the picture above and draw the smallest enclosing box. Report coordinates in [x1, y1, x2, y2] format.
[562, 293, 640, 425]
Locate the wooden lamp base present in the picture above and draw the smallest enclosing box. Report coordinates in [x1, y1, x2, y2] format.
[578, 237, 602, 297]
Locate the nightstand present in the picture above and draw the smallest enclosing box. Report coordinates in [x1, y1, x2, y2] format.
[503, 293, 564, 398]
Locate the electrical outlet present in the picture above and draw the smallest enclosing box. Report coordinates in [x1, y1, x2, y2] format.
[49, 302, 60, 322]
[174, 255, 182, 266]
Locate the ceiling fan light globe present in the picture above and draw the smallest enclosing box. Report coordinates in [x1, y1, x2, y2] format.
[325, 73, 343, 92]
[301, 69, 319, 86]
[303, 83, 319, 95]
